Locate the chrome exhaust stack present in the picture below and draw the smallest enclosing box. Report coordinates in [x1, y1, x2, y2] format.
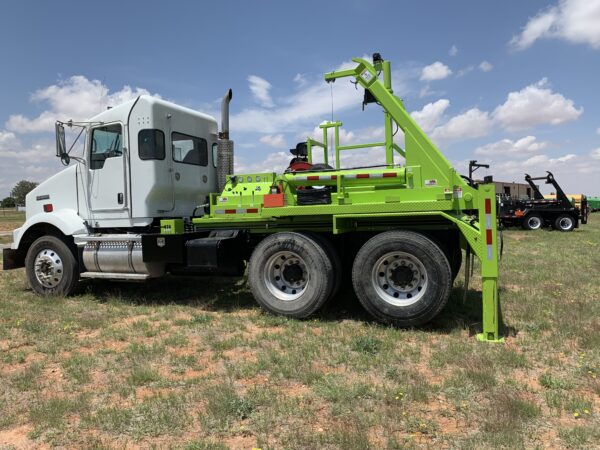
[217, 89, 233, 192]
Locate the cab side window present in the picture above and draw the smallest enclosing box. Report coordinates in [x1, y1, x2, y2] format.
[138, 129, 165, 160]
[90, 124, 123, 170]
[172, 132, 208, 166]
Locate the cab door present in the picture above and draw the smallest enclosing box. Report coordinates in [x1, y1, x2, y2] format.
[171, 131, 211, 214]
[88, 123, 127, 211]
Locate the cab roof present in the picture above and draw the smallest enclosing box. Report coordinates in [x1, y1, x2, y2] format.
[87, 95, 217, 126]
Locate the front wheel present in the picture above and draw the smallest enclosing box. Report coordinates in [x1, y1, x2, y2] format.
[352, 231, 452, 327]
[522, 214, 543, 230]
[25, 235, 79, 296]
[554, 214, 575, 232]
[248, 232, 336, 318]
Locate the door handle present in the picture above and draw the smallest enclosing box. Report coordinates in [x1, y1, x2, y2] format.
[117, 193, 123, 204]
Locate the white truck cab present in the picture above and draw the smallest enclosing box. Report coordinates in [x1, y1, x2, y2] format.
[4, 93, 232, 293]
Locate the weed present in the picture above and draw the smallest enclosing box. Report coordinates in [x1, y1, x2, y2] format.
[483, 390, 540, 432]
[11, 361, 43, 391]
[559, 425, 600, 448]
[127, 365, 161, 386]
[85, 394, 189, 438]
[182, 441, 229, 450]
[350, 335, 382, 354]
[30, 394, 89, 432]
[62, 353, 95, 384]
[200, 382, 254, 431]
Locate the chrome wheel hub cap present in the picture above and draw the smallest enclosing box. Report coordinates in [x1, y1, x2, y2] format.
[34, 248, 63, 288]
[559, 217, 572, 230]
[528, 217, 541, 229]
[264, 251, 309, 301]
[372, 252, 427, 306]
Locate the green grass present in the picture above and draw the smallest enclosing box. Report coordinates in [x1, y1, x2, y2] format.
[0, 214, 598, 448]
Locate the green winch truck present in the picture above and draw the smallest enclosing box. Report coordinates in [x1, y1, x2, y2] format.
[3, 54, 503, 342]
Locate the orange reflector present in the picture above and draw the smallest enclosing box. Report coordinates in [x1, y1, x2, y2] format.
[43, 204, 53, 212]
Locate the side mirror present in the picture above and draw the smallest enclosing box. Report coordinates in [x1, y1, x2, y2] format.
[55, 122, 70, 165]
[55, 122, 66, 157]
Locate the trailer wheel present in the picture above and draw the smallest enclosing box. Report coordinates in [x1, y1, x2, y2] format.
[248, 232, 335, 318]
[25, 235, 79, 296]
[352, 231, 451, 327]
[554, 214, 575, 232]
[522, 214, 543, 230]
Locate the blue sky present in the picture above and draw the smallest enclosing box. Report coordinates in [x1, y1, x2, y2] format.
[1, 0, 599, 196]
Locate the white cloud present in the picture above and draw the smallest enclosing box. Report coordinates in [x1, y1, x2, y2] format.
[0, 131, 18, 150]
[474, 136, 548, 157]
[247, 75, 274, 108]
[479, 61, 493, 72]
[234, 151, 290, 174]
[420, 62, 452, 81]
[410, 99, 450, 133]
[293, 73, 307, 86]
[449, 45, 458, 56]
[497, 152, 577, 172]
[0, 139, 64, 196]
[591, 148, 600, 159]
[456, 66, 475, 77]
[431, 108, 494, 143]
[493, 78, 582, 131]
[259, 134, 286, 148]
[5, 76, 155, 134]
[596, 127, 600, 135]
[511, 0, 600, 50]
[232, 59, 364, 134]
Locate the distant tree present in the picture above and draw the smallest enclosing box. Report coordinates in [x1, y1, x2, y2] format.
[10, 180, 38, 205]
[1, 197, 16, 208]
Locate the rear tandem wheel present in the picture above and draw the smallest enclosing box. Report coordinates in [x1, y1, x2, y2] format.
[351, 230, 452, 327]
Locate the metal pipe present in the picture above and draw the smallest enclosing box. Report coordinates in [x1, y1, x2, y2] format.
[217, 89, 234, 192]
[219, 89, 233, 139]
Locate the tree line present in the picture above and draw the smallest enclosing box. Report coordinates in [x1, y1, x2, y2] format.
[1, 180, 39, 208]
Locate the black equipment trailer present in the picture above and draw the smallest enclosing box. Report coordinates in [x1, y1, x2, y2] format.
[497, 171, 588, 231]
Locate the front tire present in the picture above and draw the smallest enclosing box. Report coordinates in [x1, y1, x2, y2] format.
[248, 232, 335, 318]
[352, 231, 452, 327]
[25, 235, 79, 296]
[522, 213, 543, 230]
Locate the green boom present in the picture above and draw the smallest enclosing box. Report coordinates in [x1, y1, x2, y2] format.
[193, 56, 503, 342]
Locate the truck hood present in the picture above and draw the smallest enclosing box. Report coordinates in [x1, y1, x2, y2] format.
[25, 164, 79, 220]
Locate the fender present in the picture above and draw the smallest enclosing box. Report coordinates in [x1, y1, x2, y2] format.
[11, 208, 87, 250]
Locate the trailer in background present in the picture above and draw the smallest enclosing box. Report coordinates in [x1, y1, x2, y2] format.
[588, 197, 600, 212]
[497, 172, 587, 231]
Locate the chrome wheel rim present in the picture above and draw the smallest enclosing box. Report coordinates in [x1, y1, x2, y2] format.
[264, 251, 309, 301]
[528, 216, 542, 229]
[558, 217, 573, 230]
[34, 248, 64, 288]
[371, 251, 427, 306]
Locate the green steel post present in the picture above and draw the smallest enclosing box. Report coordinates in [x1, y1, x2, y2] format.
[476, 183, 504, 343]
[383, 60, 394, 166]
[307, 139, 312, 163]
[322, 127, 328, 165]
[334, 125, 341, 169]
